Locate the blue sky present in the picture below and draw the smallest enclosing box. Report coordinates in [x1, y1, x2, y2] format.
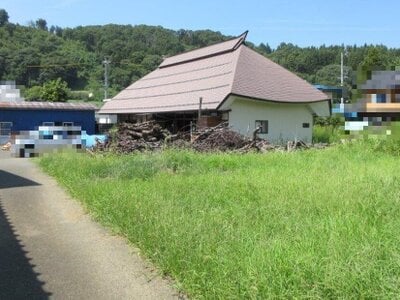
[2, 0, 400, 48]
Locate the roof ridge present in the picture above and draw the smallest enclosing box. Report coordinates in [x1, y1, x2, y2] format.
[230, 44, 245, 94]
[159, 31, 248, 69]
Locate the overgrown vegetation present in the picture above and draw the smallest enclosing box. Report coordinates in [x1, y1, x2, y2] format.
[25, 78, 70, 101]
[313, 115, 344, 143]
[38, 143, 400, 298]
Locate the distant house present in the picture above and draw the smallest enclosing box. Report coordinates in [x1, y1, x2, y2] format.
[359, 71, 400, 118]
[342, 71, 400, 131]
[314, 84, 343, 104]
[99, 32, 330, 143]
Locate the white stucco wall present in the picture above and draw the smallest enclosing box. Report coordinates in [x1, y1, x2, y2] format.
[227, 96, 315, 143]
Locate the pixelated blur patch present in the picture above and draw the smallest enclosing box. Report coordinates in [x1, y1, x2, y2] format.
[12, 125, 86, 158]
[340, 68, 400, 140]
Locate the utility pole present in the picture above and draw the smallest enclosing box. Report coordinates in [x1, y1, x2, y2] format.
[340, 52, 344, 104]
[103, 58, 110, 100]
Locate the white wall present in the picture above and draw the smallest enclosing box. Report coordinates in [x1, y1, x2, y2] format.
[96, 114, 117, 124]
[227, 96, 314, 143]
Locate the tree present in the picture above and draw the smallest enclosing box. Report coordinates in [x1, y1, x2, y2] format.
[258, 43, 272, 54]
[315, 64, 352, 87]
[357, 47, 389, 85]
[40, 78, 69, 102]
[0, 9, 9, 26]
[361, 47, 388, 71]
[35, 18, 48, 31]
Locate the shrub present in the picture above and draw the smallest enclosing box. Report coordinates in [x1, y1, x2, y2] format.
[40, 78, 70, 102]
[24, 85, 43, 101]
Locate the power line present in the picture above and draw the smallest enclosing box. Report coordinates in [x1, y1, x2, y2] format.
[26, 63, 91, 68]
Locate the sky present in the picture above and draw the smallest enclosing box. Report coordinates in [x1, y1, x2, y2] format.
[2, 0, 400, 48]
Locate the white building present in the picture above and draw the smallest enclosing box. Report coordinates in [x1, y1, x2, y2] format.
[99, 32, 330, 143]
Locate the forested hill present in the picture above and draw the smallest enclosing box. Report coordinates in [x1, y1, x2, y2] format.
[0, 8, 399, 101]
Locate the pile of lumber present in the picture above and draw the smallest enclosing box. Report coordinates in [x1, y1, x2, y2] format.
[95, 121, 327, 154]
[109, 121, 171, 153]
[191, 122, 249, 151]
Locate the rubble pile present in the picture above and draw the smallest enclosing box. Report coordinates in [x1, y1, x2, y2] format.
[192, 122, 249, 152]
[109, 121, 171, 153]
[93, 121, 328, 154]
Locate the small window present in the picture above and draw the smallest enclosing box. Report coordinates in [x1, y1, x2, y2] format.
[302, 123, 310, 128]
[0, 122, 12, 136]
[377, 94, 386, 103]
[63, 122, 73, 127]
[42, 122, 55, 126]
[255, 120, 268, 134]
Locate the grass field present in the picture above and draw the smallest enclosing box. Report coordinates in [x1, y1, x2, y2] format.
[38, 143, 400, 299]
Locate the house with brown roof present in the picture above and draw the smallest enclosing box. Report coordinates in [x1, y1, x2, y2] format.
[99, 32, 330, 143]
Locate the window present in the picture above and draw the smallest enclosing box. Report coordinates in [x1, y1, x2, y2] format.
[63, 122, 73, 127]
[0, 122, 12, 136]
[377, 94, 386, 103]
[255, 120, 268, 134]
[302, 123, 310, 128]
[42, 122, 55, 126]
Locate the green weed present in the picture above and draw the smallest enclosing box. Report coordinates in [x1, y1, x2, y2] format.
[38, 145, 400, 299]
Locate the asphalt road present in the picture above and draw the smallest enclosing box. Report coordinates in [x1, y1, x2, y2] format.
[0, 151, 180, 299]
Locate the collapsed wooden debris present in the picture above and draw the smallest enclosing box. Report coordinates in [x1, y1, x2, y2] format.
[106, 121, 171, 153]
[93, 121, 328, 154]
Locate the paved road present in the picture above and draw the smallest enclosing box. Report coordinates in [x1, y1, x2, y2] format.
[0, 151, 180, 299]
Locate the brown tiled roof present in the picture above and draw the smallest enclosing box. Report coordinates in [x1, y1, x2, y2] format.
[0, 101, 97, 110]
[231, 46, 328, 103]
[100, 32, 328, 114]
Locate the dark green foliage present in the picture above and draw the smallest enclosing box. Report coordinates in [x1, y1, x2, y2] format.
[1, 9, 400, 102]
[0, 9, 9, 26]
[315, 64, 352, 87]
[35, 18, 48, 31]
[258, 42, 272, 54]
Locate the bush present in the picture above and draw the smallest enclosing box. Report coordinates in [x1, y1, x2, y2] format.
[314, 115, 344, 127]
[24, 85, 43, 101]
[40, 78, 70, 102]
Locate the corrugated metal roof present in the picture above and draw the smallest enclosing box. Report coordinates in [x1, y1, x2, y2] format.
[0, 101, 97, 111]
[100, 32, 328, 114]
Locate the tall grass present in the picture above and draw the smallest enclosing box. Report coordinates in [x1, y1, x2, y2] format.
[312, 125, 343, 143]
[38, 144, 400, 298]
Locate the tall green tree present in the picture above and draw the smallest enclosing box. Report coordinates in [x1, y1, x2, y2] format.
[0, 9, 9, 26]
[35, 18, 48, 31]
[361, 47, 389, 71]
